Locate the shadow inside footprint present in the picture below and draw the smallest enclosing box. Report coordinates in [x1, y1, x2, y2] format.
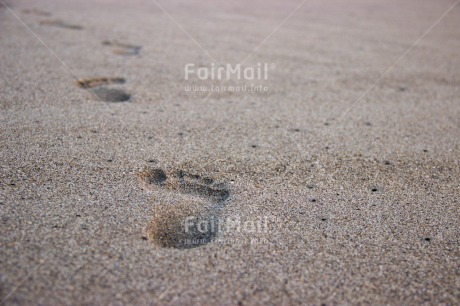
[76, 77, 130, 102]
[138, 168, 230, 249]
[89, 88, 130, 102]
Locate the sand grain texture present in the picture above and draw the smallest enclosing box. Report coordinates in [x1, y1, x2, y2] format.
[1, 0, 459, 305]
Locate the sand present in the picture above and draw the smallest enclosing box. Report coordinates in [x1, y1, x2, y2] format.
[1, 0, 459, 304]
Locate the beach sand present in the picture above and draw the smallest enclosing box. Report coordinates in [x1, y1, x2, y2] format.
[1, 0, 459, 304]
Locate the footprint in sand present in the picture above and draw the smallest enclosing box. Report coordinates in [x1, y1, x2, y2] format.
[39, 20, 83, 30]
[22, 8, 51, 17]
[138, 168, 230, 249]
[76, 77, 130, 102]
[102, 40, 141, 56]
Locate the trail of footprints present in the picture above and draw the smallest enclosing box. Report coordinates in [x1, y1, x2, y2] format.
[138, 168, 230, 249]
[25, 7, 141, 102]
[26, 7, 232, 249]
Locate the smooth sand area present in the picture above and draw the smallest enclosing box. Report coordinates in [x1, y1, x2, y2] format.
[1, 0, 459, 304]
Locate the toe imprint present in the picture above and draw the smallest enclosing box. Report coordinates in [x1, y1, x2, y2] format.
[138, 168, 230, 249]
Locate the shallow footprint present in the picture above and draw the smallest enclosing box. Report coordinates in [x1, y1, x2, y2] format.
[102, 40, 141, 56]
[40, 20, 83, 30]
[76, 77, 126, 89]
[22, 8, 51, 16]
[138, 168, 230, 249]
[76, 77, 130, 102]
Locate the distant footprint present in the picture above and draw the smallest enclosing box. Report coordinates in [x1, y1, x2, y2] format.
[102, 40, 141, 56]
[40, 20, 83, 30]
[22, 8, 51, 16]
[76, 77, 125, 88]
[138, 168, 230, 249]
[76, 77, 130, 102]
